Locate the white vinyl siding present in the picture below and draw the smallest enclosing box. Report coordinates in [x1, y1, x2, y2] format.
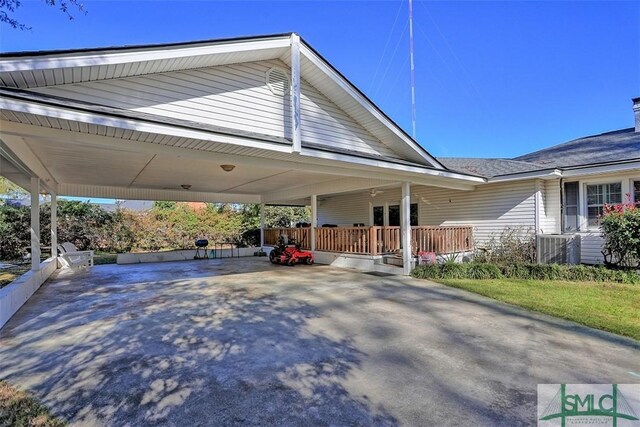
[418, 180, 537, 243]
[541, 179, 561, 234]
[33, 59, 400, 159]
[318, 180, 538, 244]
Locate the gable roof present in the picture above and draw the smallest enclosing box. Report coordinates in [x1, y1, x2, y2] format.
[0, 32, 446, 170]
[440, 127, 640, 179]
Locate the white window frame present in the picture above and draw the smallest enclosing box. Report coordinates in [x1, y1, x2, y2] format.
[632, 179, 640, 204]
[582, 181, 623, 230]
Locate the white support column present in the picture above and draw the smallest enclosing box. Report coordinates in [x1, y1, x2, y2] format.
[310, 195, 317, 251]
[259, 202, 265, 248]
[30, 177, 40, 272]
[290, 33, 302, 153]
[401, 182, 412, 275]
[50, 193, 57, 258]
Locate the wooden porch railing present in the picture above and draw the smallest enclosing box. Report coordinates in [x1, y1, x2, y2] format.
[316, 227, 371, 254]
[263, 225, 473, 256]
[264, 227, 311, 249]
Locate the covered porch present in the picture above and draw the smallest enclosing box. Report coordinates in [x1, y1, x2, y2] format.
[264, 225, 473, 257]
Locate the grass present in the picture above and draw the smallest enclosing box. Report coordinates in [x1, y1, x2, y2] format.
[0, 380, 65, 427]
[437, 278, 640, 340]
[0, 264, 30, 288]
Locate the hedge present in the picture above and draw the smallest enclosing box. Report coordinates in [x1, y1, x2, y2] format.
[411, 262, 640, 284]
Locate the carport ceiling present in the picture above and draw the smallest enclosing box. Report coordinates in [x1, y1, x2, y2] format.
[24, 136, 340, 195]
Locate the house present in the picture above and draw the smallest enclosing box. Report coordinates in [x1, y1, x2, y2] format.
[0, 33, 637, 280]
[435, 103, 640, 265]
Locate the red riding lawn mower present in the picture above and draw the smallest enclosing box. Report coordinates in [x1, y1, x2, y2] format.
[269, 235, 314, 266]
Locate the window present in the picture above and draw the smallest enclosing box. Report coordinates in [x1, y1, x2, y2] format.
[388, 204, 418, 227]
[563, 182, 579, 232]
[634, 181, 640, 203]
[373, 206, 384, 226]
[410, 203, 419, 226]
[586, 182, 622, 227]
[389, 205, 400, 226]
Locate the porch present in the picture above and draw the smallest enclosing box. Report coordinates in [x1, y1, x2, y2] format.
[264, 225, 474, 256]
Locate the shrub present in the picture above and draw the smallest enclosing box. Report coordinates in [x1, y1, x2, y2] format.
[474, 227, 536, 265]
[467, 263, 502, 279]
[411, 264, 441, 280]
[440, 262, 466, 279]
[601, 196, 640, 268]
[411, 262, 640, 284]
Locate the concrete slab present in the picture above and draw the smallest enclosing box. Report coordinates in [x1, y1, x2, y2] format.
[0, 258, 638, 426]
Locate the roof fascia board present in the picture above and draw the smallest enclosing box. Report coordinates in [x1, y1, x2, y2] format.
[298, 41, 445, 170]
[0, 37, 291, 72]
[0, 98, 292, 154]
[560, 160, 640, 178]
[487, 169, 562, 182]
[0, 121, 476, 190]
[0, 101, 482, 189]
[487, 160, 640, 182]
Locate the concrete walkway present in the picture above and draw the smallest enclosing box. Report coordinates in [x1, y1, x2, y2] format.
[1, 258, 638, 426]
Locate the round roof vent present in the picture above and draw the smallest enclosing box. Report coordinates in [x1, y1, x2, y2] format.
[266, 67, 290, 96]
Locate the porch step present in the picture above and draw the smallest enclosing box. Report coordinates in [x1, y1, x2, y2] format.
[371, 263, 404, 275]
[380, 255, 403, 267]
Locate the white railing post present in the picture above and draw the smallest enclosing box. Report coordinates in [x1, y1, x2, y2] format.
[259, 202, 265, 248]
[311, 195, 317, 251]
[401, 182, 412, 275]
[30, 177, 40, 272]
[50, 192, 57, 258]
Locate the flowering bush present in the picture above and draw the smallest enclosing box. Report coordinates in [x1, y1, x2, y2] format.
[601, 194, 640, 268]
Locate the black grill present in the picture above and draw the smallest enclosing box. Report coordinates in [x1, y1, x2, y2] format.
[194, 239, 209, 259]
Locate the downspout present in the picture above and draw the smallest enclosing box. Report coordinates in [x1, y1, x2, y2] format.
[534, 180, 541, 236]
[559, 178, 564, 234]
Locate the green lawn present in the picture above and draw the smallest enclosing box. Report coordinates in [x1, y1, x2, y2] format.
[437, 278, 640, 340]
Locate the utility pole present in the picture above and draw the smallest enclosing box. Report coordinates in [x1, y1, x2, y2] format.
[408, 0, 417, 139]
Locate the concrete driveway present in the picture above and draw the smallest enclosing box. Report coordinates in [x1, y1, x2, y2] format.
[1, 258, 638, 426]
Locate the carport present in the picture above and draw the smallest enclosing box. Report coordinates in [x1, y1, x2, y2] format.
[0, 33, 482, 287]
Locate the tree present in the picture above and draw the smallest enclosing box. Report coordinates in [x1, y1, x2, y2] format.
[1, 0, 85, 30]
[0, 177, 27, 200]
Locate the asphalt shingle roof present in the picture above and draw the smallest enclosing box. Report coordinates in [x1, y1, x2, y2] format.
[513, 128, 640, 167]
[436, 158, 547, 178]
[438, 128, 640, 178]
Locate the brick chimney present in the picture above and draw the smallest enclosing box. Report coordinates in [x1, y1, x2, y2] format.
[634, 97, 640, 132]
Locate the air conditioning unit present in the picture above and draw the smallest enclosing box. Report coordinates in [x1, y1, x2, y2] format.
[537, 234, 581, 265]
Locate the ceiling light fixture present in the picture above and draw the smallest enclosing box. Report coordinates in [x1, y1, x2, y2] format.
[220, 164, 236, 172]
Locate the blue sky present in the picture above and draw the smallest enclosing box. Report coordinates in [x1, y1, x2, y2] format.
[1, 0, 639, 160]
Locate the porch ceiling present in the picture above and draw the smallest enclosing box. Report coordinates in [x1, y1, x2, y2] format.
[22, 136, 341, 195]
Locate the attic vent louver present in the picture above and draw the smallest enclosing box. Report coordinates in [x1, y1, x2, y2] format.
[266, 67, 290, 96]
